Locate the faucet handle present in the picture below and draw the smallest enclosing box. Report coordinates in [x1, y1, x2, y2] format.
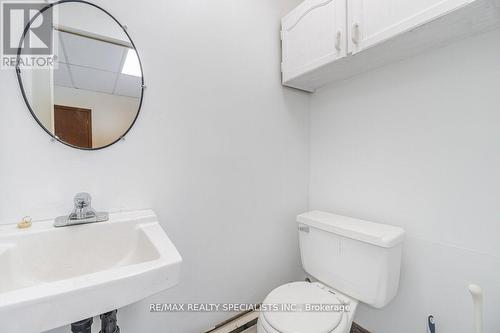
[74, 192, 91, 209]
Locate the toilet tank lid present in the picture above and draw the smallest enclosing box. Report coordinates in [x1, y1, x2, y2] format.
[297, 211, 405, 248]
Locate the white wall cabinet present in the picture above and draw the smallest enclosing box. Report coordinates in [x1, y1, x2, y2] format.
[281, 0, 347, 84]
[282, 0, 500, 92]
[348, 0, 475, 54]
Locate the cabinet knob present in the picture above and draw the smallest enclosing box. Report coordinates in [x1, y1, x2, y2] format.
[352, 23, 360, 45]
[335, 31, 342, 51]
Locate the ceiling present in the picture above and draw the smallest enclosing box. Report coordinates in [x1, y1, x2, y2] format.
[53, 31, 142, 99]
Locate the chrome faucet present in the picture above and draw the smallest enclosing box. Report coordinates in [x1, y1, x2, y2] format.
[54, 192, 109, 227]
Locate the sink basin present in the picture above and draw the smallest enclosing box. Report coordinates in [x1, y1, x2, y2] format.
[0, 210, 182, 333]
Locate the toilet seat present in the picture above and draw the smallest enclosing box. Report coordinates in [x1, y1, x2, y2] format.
[260, 282, 345, 333]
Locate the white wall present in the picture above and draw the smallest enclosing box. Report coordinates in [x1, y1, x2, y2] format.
[0, 0, 309, 332]
[54, 86, 139, 148]
[309, 30, 500, 333]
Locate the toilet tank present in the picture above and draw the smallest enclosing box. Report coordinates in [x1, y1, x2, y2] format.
[297, 211, 405, 308]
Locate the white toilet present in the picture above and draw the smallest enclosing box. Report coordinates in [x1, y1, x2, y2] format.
[258, 211, 405, 333]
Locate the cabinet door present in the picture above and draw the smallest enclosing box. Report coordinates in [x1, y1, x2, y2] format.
[281, 0, 347, 84]
[348, 0, 476, 54]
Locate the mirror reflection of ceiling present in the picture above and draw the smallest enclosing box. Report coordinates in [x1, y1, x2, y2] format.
[54, 31, 142, 99]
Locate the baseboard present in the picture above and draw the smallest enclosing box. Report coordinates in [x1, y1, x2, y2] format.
[203, 310, 372, 333]
[203, 310, 258, 333]
[351, 322, 372, 333]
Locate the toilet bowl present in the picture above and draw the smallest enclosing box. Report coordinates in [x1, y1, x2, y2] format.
[258, 211, 405, 333]
[257, 282, 357, 333]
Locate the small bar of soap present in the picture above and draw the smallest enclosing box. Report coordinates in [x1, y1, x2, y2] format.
[17, 216, 32, 229]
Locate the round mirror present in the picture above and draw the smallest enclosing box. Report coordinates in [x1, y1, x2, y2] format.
[16, 0, 144, 150]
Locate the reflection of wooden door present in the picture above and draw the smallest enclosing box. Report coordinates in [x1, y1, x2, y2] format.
[54, 105, 92, 148]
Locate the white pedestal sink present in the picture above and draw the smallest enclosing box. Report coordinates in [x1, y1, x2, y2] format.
[0, 210, 182, 333]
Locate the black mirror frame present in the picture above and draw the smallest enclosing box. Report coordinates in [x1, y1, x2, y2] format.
[15, 0, 145, 151]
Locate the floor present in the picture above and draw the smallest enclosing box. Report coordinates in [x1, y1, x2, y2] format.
[242, 323, 369, 333]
